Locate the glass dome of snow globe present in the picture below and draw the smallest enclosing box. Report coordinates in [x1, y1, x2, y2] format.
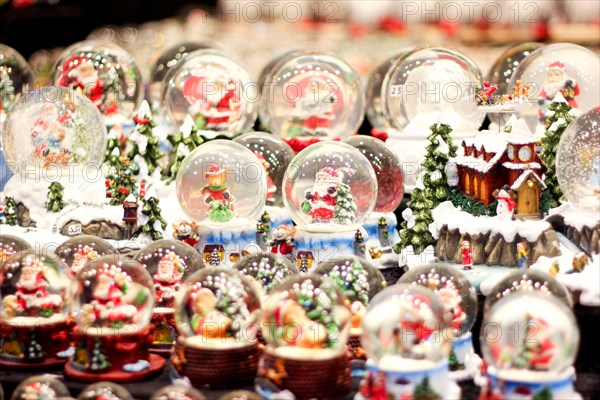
[174, 267, 261, 344]
[78, 382, 133, 400]
[282, 141, 377, 231]
[0, 44, 34, 118]
[150, 385, 206, 400]
[1, 86, 107, 176]
[484, 269, 572, 316]
[234, 131, 296, 207]
[71, 255, 155, 331]
[134, 239, 204, 309]
[148, 41, 213, 109]
[11, 376, 70, 400]
[361, 284, 452, 363]
[54, 235, 117, 275]
[0, 250, 72, 323]
[50, 40, 143, 125]
[510, 43, 600, 134]
[381, 47, 484, 134]
[260, 274, 350, 356]
[343, 135, 404, 213]
[0, 234, 32, 263]
[481, 291, 578, 373]
[234, 252, 297, 295]
[258, 50, 365, 141]
[160, 49, 257, 135]
[399, 264, 478, 337]
[315, 256, 385, 334]
[556, 105, 600, 211]
[176, 139, 267, 225]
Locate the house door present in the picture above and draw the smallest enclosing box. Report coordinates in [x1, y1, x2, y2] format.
[518, 186, 538, 215]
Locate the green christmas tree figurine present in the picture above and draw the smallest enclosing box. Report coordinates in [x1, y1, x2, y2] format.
[0, 63, 16, 112]
[333, 182, 357, 224]
[90, 338, 110, 371]
[541, 92, 573, 205]
[4, 196, 17, 226]
[395, 186, 435, 255]
[209, 248, 221, 266]
[45, 182, 67, 212]
[166, 115, 204, 183]
[127, 100, 164, 176]
[140, 190, 167, 240]
[104, 126, 122, 166]
[421, 122, 458, 208]
[108, 156, 138, 206]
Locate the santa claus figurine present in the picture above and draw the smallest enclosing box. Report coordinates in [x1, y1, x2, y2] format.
[86, 270, 137, 328]
[301, 167, 340, 223]
[538, 61, 580, 123]
[289, 78, 337, 137]
[190, 78, 239, 131]
[494, 186, 517, 221]
[461, 240, 473, 271]
[12, 261, 62, 318]
[437, 285, 466, 333]
[203, 164, 236, 223]
[153, 253, 184, 308]
[270, 224, 296, 256]
[71, 245, 99, 275]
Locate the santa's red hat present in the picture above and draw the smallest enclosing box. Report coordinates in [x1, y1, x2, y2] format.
[59, 54, 95, 86]
[547, 61, 566, 72]
[204, 164, 225, 177]
[316, 167, 340, 182]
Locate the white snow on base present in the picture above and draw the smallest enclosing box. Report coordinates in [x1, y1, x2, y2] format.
[432, 202, 552, 242]
[399, 245, 436, 268]
[549, 203, 600, 231]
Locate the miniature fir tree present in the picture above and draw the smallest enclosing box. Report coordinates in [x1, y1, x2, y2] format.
[209, 249, 221, 266]
[108, 156, 137, 206]
[421, 122, 458, 208]
[104, 126, 122, 166]
[90, 338, 110, 371]
[414, 377, 441, 400]
[140, 193, 167, 240]
[395, 187, 435, 255]
[333, 182, 357, 224]
[45, 182, 67, 212]
[4, 196, 17, 226]
[448, 348, 465, 371]
[166, 115, 203, 182]
[533, 387, 553, 400]
[299, 254, 309, 273]
[540, 93, 572, 204]
[25, 334, 44, 360]
[167, 140, 190, 184]
[127, 100, 164, 175]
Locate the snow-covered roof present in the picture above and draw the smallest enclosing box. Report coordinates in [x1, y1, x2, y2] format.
[502, 162, 542, 170]
[455, 152, 504, 174]
[511, 170, 547, 191]
[125, 193, 137, 203]
[462, 131, 508, 154]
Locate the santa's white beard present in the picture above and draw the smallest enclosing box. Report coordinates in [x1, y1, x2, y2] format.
[205, 90, 225, 106]
[156, 271, 175, 282]
[18, 277, 38, 291]
[94, 285, 110, 300]
[78, 73, 99, 88]
[543, 79, 567, 98]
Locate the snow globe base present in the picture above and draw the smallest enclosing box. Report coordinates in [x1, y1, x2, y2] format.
[484, 366, 581, 399]
[0, 318, 73, 370]
[256, 347, 352, 400]
[195, 220, 260, 266]
[172, 338, 261, 390]
[64, 325, 165, 383]
[262, 206, 293, 228]
[357, 357, 457, 400]
[363, 212, 401, 270]
[149, 311, 177, 356]
[448, 332, 482, 382]
[294, 226, 370, 269]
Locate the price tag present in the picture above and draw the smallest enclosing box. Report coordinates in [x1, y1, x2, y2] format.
[67, 223, 83, 236]
[390, 85, 404, 97]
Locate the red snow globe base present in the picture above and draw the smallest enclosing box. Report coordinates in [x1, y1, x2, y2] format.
[64, 325, 165, 382]
[0, 318, 73, 371]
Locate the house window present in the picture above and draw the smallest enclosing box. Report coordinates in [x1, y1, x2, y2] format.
[465, 172, 471, 194]
[474, 175, 480, 198]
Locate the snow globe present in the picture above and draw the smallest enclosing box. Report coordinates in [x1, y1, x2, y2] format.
[148, 41, 213, 111]
[78, 382, 133, 400]
[65, 255, 165, 382]
[315, 256, 385, 362]
[257, 274, 352, 399]
[11, 376, 70, 400]
[258, 50, 365, 152]
[50, 40, 143, 128]
[0, 234, 32, 263]
[161, 49, 257, 138]
[382, 47, 484, 192]
[343, 135, 403, 269]
[0, 44, 34, 124]
[0, 251, 73, 370]
[134, 239, 204, 353]
[150, 385, 206, 400]
[509, 43, 600, 138]
[479, 292, 581, 399]
[172, 267, 261, 390]
[483, 269, 573, 316]
[553, 105, 600, 255]
[282, 141, 377, 268]
[1, 86, 108, 232]
[54, 235, 117, 275]
[234, 131, 296, 232]
[399, 264, 480, 380]
[176, 140, 267, 265]
[358, 284, 459, 400]
[233, 252, 297, 296]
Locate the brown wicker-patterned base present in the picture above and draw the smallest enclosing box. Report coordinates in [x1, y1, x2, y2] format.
[348, 334, 367, 360]
[258, 350, 352, 400]
[177, 342, 261, 390]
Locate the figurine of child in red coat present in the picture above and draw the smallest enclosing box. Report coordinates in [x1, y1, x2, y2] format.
[462, 240, 473, 270]
[202, 164, 235, 223]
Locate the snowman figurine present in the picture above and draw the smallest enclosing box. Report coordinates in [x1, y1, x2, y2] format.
[494, 186, 517, 220]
